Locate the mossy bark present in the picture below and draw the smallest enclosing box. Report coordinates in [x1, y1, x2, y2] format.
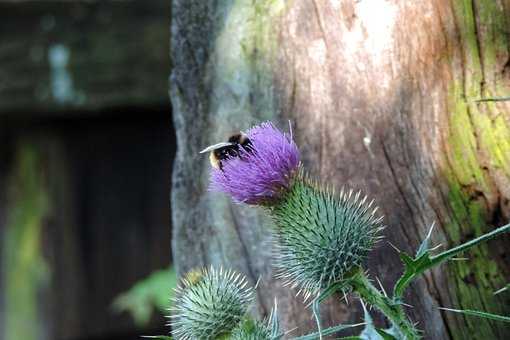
[442, 1, 510, 338]
[171, 0, 510, 338]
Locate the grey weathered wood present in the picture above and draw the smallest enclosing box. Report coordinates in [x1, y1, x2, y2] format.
[170, 0, 510, 339]
[0, 113, 175, 340]
[0, 0, 170, 115]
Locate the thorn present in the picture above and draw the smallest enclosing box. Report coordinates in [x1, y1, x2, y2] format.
[429, 243, 443, 251]
[438, 307, 458, 312]
[304, 298, 314, 309]
[426, 221, 436, 239]
[359, 298, 373, 319]
[254, 276, 262, 289]
[359, 298, 367, 311]
[376, 277, 388, 297]
[343, 290, 349, 305]
[284, 327, 298, 335]
[494, 286, 509, 295]
[387, 241, 401, 253]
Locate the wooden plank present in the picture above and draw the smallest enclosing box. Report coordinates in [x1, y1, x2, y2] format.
[0, 0, 170, 116]
[0, 112, 175, 339]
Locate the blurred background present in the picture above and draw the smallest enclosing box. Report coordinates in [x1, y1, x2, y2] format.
[0, 1, 175, 339]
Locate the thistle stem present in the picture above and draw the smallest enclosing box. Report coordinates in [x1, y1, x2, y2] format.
[349, 269, 420, 340]
[312, 299, 323, 340]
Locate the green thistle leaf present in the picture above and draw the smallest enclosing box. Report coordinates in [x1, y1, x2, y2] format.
[394, 222, 510, 299]
[113, 268, 177, 326]
[439, 307, 510, 323]
[293, 323, 365, 340]
[475, 96, 510, 102]
[359, 300, 398, 340]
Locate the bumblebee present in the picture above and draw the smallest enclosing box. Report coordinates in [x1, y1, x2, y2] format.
[200, 132, 252, 170]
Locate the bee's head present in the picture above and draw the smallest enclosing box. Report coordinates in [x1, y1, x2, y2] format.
[200, 132, 253, 170]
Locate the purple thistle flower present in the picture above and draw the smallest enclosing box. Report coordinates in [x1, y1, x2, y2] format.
[210, 122, 300, 205]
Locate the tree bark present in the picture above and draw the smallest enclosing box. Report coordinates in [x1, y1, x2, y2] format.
[170, 0, 510, 339]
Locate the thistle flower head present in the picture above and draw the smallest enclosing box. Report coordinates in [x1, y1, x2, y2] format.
[210, 122, 300, 205]
[271, 176, 385, 298]
[170, 267, 254, 339]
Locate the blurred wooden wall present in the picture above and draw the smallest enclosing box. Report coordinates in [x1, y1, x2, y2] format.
[0, 1, 173, 340]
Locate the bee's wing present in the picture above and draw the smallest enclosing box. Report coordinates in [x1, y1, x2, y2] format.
[199, 142, 234, 154]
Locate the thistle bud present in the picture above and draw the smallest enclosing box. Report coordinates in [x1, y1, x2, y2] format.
[271, 176, 384, 297]
[206, 123, 384, 296]
[170, 267, 254, 339]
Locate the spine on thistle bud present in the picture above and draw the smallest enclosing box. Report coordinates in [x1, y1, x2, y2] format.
[269, 173, 385, 297]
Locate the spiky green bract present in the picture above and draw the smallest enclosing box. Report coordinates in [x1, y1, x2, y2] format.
[270, 175, 384, 298]
[230, 305, 282, 340]
[230, 320, 278, 340]
[170, 267, 254, 340]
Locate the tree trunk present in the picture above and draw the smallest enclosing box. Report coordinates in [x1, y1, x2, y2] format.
[170, 1, 510, 339]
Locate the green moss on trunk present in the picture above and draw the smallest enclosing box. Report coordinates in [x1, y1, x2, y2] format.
[444, 171, 507, 339]
[211, 0, 286, 126]
[443, 1, 510, 339]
